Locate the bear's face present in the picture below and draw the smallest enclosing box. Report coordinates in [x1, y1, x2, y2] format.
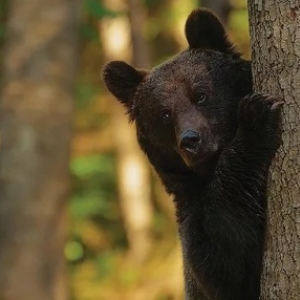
[103, 9, 252, 175]
[132, 51, 243, 171]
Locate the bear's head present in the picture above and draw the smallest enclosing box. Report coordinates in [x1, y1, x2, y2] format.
[103, 9, 252, 178]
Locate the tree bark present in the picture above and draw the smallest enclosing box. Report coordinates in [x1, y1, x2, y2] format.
[0, 0, 79, 299]
[248, 1, 300, 299]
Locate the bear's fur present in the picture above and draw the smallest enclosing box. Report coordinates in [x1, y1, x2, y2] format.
[102, 8, 282, 300]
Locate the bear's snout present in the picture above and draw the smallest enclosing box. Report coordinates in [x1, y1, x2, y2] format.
[177, 128, 217, 169]
[178, 130, 202, 154]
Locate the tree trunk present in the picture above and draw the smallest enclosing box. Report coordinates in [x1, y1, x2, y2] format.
[128, 0, 150, 68]
[248, 1, 300, 299]
[0, 1, 79, 299]
[101, 0, 153, 263]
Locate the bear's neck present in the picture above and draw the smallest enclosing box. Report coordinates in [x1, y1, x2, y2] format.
[140, 141, 214, 194]
[154, 164, 211, 222]
[138, 135, 214, 220]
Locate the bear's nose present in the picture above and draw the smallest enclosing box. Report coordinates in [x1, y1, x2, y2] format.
[179, 130, 201, 153]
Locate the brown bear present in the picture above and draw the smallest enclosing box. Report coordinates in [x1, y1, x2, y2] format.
[102, 8, 282, 300]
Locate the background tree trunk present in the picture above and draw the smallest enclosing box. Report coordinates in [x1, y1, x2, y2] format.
[101, 0, 153, 263]
[248, 1, 300, 299]
[128, 0, 150, 68]
[0, 0, 79, 299]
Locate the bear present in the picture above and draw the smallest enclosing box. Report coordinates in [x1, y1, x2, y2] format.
[102, 8, 283, 300]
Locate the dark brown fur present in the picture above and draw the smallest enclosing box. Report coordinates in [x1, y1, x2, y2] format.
[102, 9, 282, 300]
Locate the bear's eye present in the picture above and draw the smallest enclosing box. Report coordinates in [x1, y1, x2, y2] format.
[161, 111, 172, 124]
[195, 93, 208, 105]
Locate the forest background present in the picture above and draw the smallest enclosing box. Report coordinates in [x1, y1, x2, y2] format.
[0, 0, 249, 299]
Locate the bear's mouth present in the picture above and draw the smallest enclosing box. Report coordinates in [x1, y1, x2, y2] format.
[176, 129, 220, 171]
[178, 146, 217, 169]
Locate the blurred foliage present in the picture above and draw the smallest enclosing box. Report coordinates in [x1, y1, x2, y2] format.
[68, 0, 249, 299]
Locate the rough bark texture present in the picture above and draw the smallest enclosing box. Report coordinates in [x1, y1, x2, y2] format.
[0, 0, 79, 299]
[248, 1, 300, 299]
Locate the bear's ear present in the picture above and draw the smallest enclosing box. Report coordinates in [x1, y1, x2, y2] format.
[102, 61, 147, 109]
[185, 8, 240, 56]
